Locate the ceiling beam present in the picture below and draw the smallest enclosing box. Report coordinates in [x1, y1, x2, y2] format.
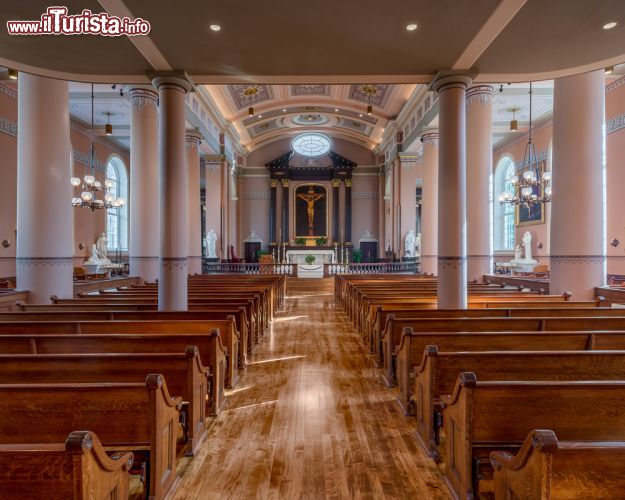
[453, 0, 527, 70]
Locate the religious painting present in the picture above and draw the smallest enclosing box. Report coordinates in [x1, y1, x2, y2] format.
[516, 160, 546, 226]
[295, 184, 328, 238]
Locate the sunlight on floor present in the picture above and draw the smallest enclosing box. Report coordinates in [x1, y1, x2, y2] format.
[272, 315, 308, 323]
[225, 385, 254, 396]
[287, 293, 334, 299]
[228, 399, 278, 412]
[246, 355, 307, 365]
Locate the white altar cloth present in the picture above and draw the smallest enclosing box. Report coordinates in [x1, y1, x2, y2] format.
[286, 249, 336, 265]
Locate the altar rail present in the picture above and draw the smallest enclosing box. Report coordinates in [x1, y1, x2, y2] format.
[203, 261, 418, 275]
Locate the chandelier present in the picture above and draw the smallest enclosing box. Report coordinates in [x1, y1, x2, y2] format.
[498, 82, 552, 208]
[71, 84, 125, 211]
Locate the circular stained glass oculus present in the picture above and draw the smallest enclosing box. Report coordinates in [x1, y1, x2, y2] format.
[292, 133, 332, 157]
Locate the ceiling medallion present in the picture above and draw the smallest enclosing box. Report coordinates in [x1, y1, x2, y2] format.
[244, 87, 258, 96]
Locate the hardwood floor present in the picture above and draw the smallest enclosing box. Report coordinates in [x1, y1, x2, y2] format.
[172, 278, 450, 499]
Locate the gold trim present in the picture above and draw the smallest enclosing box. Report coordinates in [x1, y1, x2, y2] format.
[281, 179, 289, 188]
[293, 182, 329, 239]
[331, 179, 340, 188]
[270, 179, 278, 188]
[345, 179, 352, 188]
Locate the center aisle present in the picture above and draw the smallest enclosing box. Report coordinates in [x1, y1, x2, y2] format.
[173, 277, 450, 499]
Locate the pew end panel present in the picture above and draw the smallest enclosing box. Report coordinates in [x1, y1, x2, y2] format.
[491, 430, 625, 500]
[395, 327, 415, 416]
[0, 430, 133, 500]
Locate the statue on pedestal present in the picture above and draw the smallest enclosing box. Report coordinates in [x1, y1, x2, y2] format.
[522, 231, 533, 261]
[404, 230, 416, 258]
[206, 229, 217, 259]
[84, 233, 112, 267]
[509, 231, 538, 272]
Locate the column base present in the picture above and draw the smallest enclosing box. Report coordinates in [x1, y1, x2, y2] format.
[188, 256, 202, 275]
[467, 255, 492, 283]
[130, 256, 160, 283]
[437, 256, 467, 309]
[420, 255, 438, 275]
[16, 257, 73, 303]
[159, 257, 188, 311]
[550, 255, 605, 300]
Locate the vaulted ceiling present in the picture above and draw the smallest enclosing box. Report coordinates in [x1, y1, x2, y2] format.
[202, 84, 418, 150]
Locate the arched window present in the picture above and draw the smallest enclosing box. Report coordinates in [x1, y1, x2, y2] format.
[105, 156, 128, 252]
[494, 156, 516, 251]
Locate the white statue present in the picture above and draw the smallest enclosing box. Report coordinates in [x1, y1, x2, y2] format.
[362, 230, 373, 240]
[415, 233, 421, 257]
[522, 231, 533, 261]
[84, 244, 101, 265]
[514, 244, 522, 261]
[96, 233, 108, 261]
[404, 230, 416, 258]
[206, 229, 217, 258]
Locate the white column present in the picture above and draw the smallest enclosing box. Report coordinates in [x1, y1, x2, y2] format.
[432, 74, 472, 309]
[221, 159, 230, 259]
[186, 131, 203, 274]
[420, 130, 439, 274]
[128, 87, 159, 282]
[550, 70, 606, 299]
[466, 85, 494, 282]
[16, 73, 73, 303]
[153, 76, 191, 311]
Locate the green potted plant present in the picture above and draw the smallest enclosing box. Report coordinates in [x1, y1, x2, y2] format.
[304, 254, 316, 265]
[294, 237, 306, 246]
[315, 236, 328, 246]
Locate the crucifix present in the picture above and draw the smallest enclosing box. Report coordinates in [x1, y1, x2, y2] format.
[297, 186, 325, 236]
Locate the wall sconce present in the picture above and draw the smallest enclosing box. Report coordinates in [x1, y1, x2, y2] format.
[611, 238, 620, 247]
[1, 240, 10, 248]
[78, 242, 85, 250]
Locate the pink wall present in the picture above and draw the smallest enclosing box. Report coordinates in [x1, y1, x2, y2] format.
[351, 175, 380, 246]
[204, 162, 223, 259]
[398, 159, 423, 257]
[0, 83, 129, 277]
[240, 176, 271, 250]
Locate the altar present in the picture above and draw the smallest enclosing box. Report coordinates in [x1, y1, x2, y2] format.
[286, 249, 336, 264]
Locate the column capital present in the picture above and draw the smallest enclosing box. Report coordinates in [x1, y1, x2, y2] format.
[466, 85, 494, 106]
[421, 130, 439, 146]
[150, 71, 193, 93]
[281, 179, 289, 188]
[185, 129, 202, 151]
[345, 179, 352, 188]
[270, 178, 278, 188]
[331, 179, 340, 188]
[430, 71, 474, 93]
[127, 86, 158, 110]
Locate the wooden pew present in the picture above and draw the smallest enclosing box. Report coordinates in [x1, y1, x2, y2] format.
[0, 319, 238, 390]
[395, 328, 625, 416]
[411, 348, 625, 461]
[383, 315, 625, 387]
[490, 430, 625, 500]
[0, 348, 209, 456]
[439, 374, 625, 499]
[0, 374, 181, 500]
[0, 431, 133, 500]
[0, 332, 226, 416]
[0, 309, 249, 368]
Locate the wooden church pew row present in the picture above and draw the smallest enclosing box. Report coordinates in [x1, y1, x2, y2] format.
[0, 430, 133, 500]
[410, 347, 625, 462]
[14, 302, 254, 367]
[0, 332, 226, 416]
[1, 308, 249, 368]
[0, 319, 239, 389]
[395, 329, 625, 417]
[382, 315, 625, 386]
[188, 275, 285, 306]
[490, 429, 625, 500]
[0, 348, 208, 456]
[0, 374, 181, 500]
[54, 295, 265, 340]
[438, 374, 625, 500]
[368, 302, 613, 355]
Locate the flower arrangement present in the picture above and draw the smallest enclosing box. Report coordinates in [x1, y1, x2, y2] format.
[294, 237, 306, 246]
[315, 236, 328, 246]
[304, 254, 316, 265]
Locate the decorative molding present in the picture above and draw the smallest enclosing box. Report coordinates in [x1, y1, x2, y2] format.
[0, 117, 17, 138]
[421, 131, 439, 146]
[606, 75, 625, 94]
[352, 192, 379, 199]
[0, 83, 17, 100]
[160, 256, 188, 270]
[550, 255, 606, 265]
[241, 192, 271, 200]
[607, 113, 625, 135]
[129, 88, 158, 110]
[438, 255, 467, 271]
[466, 85, 494, 107]
[345, 179, 352, 188]
[16, 257, 73, 267]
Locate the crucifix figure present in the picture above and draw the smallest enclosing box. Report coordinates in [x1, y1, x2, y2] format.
[297, 186, 325, 236]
